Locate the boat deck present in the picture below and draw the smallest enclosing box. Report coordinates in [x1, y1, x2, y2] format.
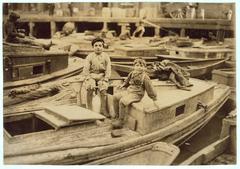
[4, 78, 220, 164]
[133, 78, 215, 112]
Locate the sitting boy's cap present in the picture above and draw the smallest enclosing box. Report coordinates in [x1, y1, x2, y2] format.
[9, 12, 20, 20]
[92, 37, 105, 46]
[160, 59, 170, 67]
[134, 57, 146, 67]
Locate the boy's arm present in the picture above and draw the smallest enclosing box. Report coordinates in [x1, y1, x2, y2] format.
[127, 32, 131, 39]
[6, 22, 23, 38]
[144, 75, 157, 101]
[121, 72, 132, 88]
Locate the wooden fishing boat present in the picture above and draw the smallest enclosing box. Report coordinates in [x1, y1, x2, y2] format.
[165, 46, 234, 59]
[180, 109, 236, 165]
[157, 54, 212, 61]
[88, 142, 180, 165]
[212, 68, 236, 107]
[3, 69, 122, 107]
[110, 55, 158, 62]
[3, 56, 84, 89]
[112, 58, 227, 78]
[115, 45, 167, 58]
[4, 76, 230, 164]
[3, 42, 85, 89]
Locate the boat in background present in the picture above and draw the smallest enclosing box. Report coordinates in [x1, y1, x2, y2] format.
[165, 46, 234, 59]
[112, 58, 227, 78]
[3, 42, 85, 89]
[3, 56, 84, 89]
[157, 54, 214, 61]
[212, 68, 236, 107]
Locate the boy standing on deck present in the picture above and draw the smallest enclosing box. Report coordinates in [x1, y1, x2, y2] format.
[112, 58, 158, 131]
[83, 37, 111, 117]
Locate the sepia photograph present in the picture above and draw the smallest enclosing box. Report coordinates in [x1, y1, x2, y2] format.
[2, 0, 237, 166]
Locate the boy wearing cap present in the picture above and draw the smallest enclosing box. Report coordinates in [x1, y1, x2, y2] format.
[4, 12, 52, 50]
[83, 37, 111, 117]
[112, 58, 158, 130]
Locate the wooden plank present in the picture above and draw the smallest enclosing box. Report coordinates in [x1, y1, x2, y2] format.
[15, 15, 233, 30]
[44, 105, 106, 122]
[35, 110, 68, 129]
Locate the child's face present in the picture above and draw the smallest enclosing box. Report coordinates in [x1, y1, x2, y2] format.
[134, 63, 145, 72]
[93, 41, 104, 54]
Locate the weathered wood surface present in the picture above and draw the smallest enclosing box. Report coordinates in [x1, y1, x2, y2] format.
[4, 57, 84, 89]
[156, 54, 228, 61]
[14, 15, 233, 30]
[166, 46, 234, 53]
[4, 51, 68, 57]
[4, 79, 230, 164]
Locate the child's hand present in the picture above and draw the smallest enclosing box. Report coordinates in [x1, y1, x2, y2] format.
[18, 33, 25, 38]
[117, 84, 124, 89]
[153, 100, 160, 109]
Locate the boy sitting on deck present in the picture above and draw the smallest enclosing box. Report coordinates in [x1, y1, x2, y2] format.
[112, 58, 158, 131]
[83, 37, 111, 117]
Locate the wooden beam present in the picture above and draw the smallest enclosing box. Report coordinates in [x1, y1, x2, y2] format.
[18, 15, 233, 30]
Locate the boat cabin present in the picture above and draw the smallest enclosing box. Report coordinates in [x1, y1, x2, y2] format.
[125, 78, 215, 135]
[3, 43, 68, 82]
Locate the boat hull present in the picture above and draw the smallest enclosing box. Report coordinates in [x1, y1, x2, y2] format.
[4, 81, 230, 165]
[112, 58, 226, 78]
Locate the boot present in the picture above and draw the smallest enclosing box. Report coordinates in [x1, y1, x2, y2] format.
[111, 129, 123, 137]
[86, 90, 93, 110]
[111, 119, 124, 129]
[100, 91, 110, 118]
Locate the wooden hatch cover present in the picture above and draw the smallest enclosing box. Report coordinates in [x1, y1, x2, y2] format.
[34, 105, 105, 129]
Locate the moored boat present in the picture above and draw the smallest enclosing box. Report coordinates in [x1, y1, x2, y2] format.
[3, 42, 85, 89]
[4, 77, 230, 164]
[112, 58, 227, 78]
[88, 142, 180, 165]
[165, 46, 234, 59]
[4, 56, 84, 89]
[180, 109, 236, 165]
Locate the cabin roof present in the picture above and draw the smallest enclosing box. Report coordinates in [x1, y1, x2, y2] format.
[132, 78, 216, 113]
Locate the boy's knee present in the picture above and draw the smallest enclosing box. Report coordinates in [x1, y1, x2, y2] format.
[85, 78, 96, 90]
[100, 90, 107, 96]
[119, 98, 127, 106]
